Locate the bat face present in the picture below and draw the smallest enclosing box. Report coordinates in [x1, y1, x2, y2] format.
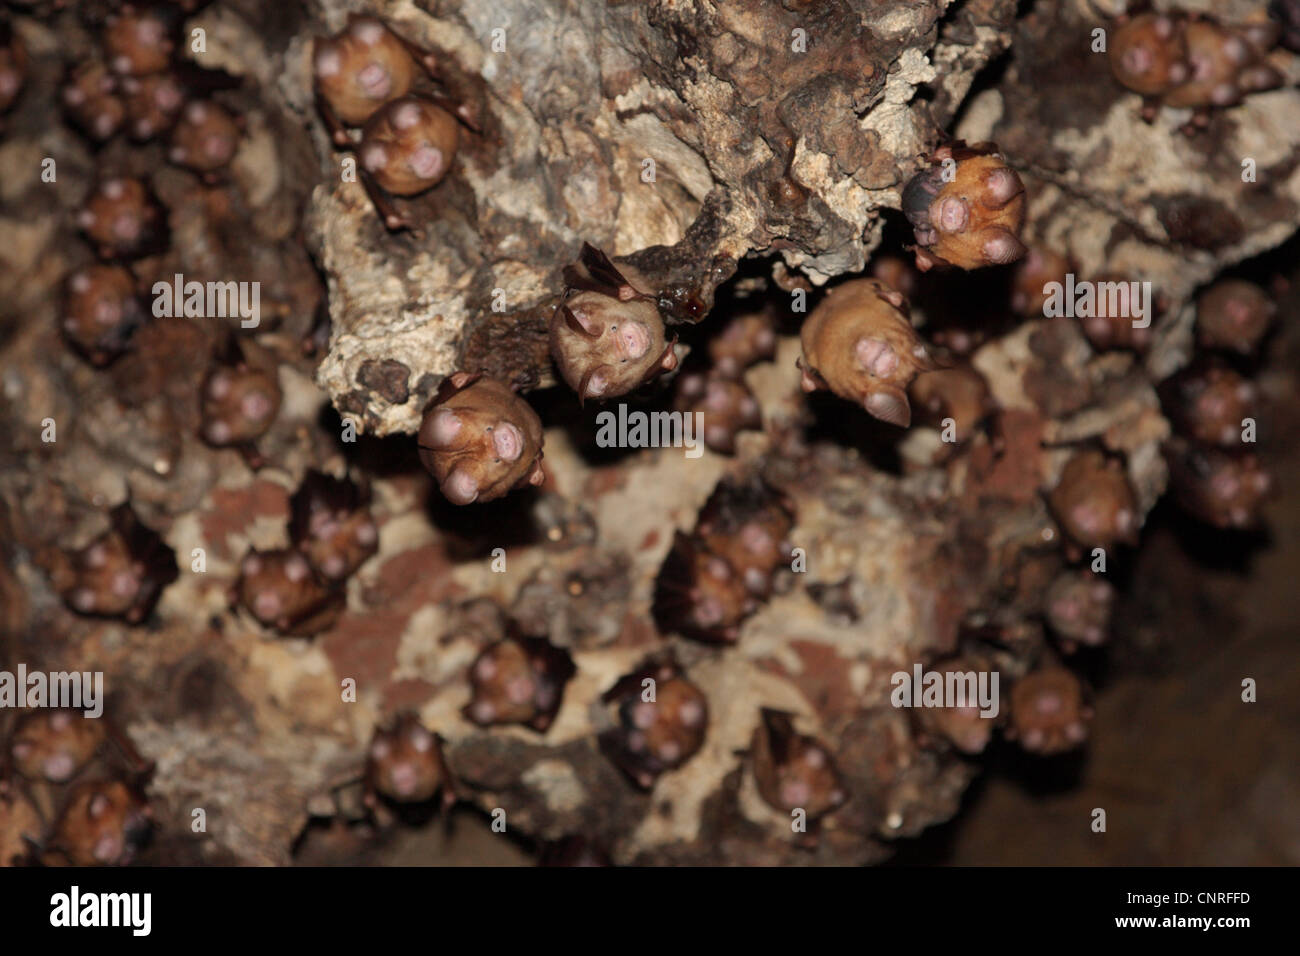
[1161, 21, 1281, 110]
[314, 15, 419, 127]
[464, 637, 574, 731]
[1077, 274, 1156, 353]
[1110, 13, 1189, 96]
[1196, 280, 1275, 355]
[653, 531, 753, 643]
[751, 709, 846, 820]
[10, 710, 107, 784]
[675, 371, 762, 455]
[63, 265, 144, 366]
[1166, 442, 1270, 530]
[62, 534, 142, 618]
[1046, 571, 1114, 648]
[654, 478, 793, 641]
[120, 71, 185, 141]
[104, 6, 175, 77]
[417, 373, 545, 505]
[236, 548, 343, 636]
[1008, 668, 1091, 756]
[599, 662, 708, 789]
[1106, 10, 1281, 112]
[550, 244, 678, 402]
[200, 363, 281, 447]
[360, 96, 458, 196]
[918, 657, 999, 755]
[708, 313, 776, 378]
[76, 177, 167, 261]
[1010, 247, 1071, 318]
[365, 714, 447, 804]
[49, 780, 153, 867]
[695, 497, 793, 599]
[55, 505, 178, 624]
[169, 99, 240, 175]
[552, 292, 674, 401]
[1048, 450, 1139, 549]
[799, 277, 936, 427]
[1163, 363, 1256, 449]
[903, 148, 1026, 272]
[289, 471, 378, 582]
[63, 61, 126, 142]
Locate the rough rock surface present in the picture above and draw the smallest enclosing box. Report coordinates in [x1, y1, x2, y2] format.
[1, 0, 1297, 866]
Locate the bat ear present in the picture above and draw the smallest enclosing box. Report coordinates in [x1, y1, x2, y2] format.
[527, 461, 545, 486]
[796, 358, 823, 393]
[865, 386, 912, 427]
[911, 342, 941, 373]
[577, 365, 612, 404]
[433, 371, 482, 404]
[419, 408, 462, 450]
[910, 245, 940, 273]
[1240, 22, 1280, 52]
[441, 468, 480, 505]
[982, 227, 1027, 266]
[981, 166, 1024, 209]
[88, 792, 111, 819]
[556, 303, 600, 340]
[875, 286, 907, 310]
[660, 340, 679, 372]
[564, 243, 641, 300]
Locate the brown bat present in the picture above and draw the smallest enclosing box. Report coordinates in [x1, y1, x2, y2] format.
[363, 712, 455, 813]
[798, 277, 938, 427]
[234, 548, 344, 636]
[1048, 449, 1139, 550]
[313, 14, 478, 231]
[1196, 279, 1276, 356]
[42, 779, 153, 866]
[463, 634, 575, 733]
[417, 372, 545, 505]
[1045, 570, 1115, 650]
[288, 470, 379, 583]
[909, 364, 992, 443]
[550, 243, 679, 403]
[901, 142, 1026, 272]
[750, 708, 847, 821]
[168, 98, 243, 182]
[1102, 3, 1282, 128]
[61, 265, 147, 367]
[674, 370, 762, 455]
[75, 176, 168, 261]
[1161, 361, 1257, 449]
[1006, 667, 1092, 756]
[50, 503, 178, 624]
[599, 660, 709, 789]
[1165, 439, 1271, 531]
